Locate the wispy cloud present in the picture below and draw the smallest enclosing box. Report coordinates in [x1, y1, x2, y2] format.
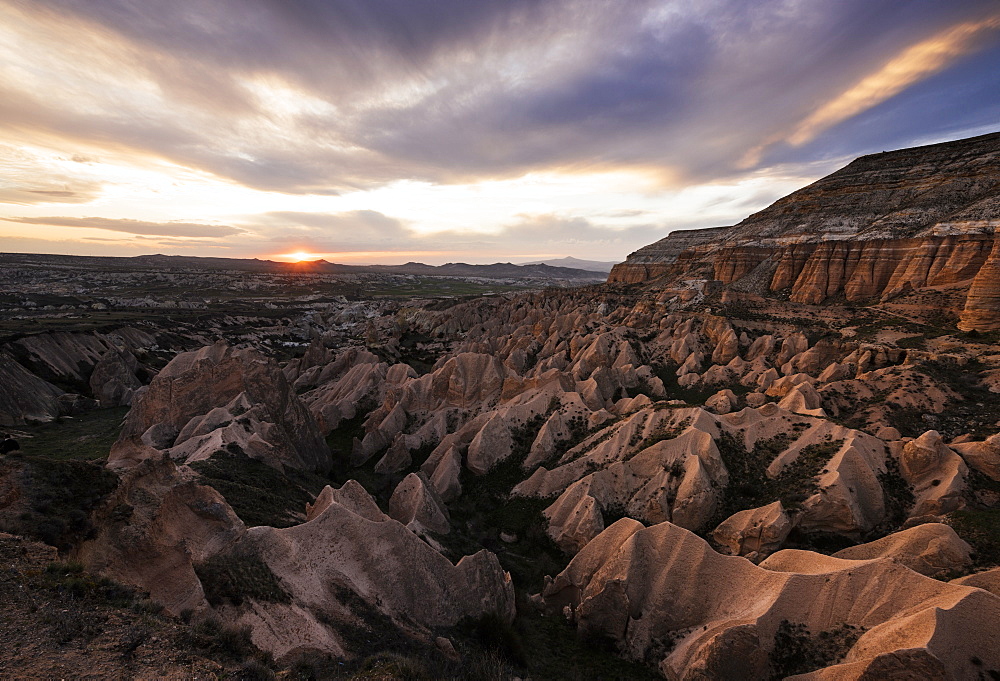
[788, 14, 1000, 146]
[3, 216, 241, 237]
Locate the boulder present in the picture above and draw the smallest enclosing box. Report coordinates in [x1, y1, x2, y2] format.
[712, 501, 792, 559]
[898, 431, 967, 517]
[953, 433, 1000, 481]
[466, 415, 514, 475]
[705, 389, 738, 415]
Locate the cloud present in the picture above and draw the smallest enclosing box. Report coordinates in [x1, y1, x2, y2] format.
[245, 209, 670, 262]
[0, 185, 103, 205]
[788, 15, 1000, 147]
[1, 0, 997, 196]
[3, 216, 242, 237]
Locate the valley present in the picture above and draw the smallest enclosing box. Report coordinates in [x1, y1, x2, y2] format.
[3, 132, 1000, 680]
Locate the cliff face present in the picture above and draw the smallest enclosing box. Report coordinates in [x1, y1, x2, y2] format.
[610, 131, 1000, 329]
[724, 131, 1000, 245]
[608, 226, 729, 283]
[713, 235, 994, 304]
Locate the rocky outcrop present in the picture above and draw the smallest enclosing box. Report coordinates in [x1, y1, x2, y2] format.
[831, 523, 972, 578]
[607, 226, 729, 284]
[222, 484, 514, 662]
[960, 236, 1000, 331]
[543, 519, 1000, 680]
[109, 342, 331, 473]
[388, 472, 450, 535]
[724, 131, 1000, 244]
[89, 348, 143, 407]
[77, 455, 247, 615]
[610, 132, 1000, 329]
[711, 501, 792, 560]
[0, 352, 65, 425]
[896, 431, 967, 517]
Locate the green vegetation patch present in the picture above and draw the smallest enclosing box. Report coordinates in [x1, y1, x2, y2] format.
[888, 358, 999, 440]
[189, 447, 327, 528]
[948, 508, 1000, 570]
[706, 433, 844, 536]
[194, 548, 290, 607]
[325, 410, 436, 513]
[871, 455, 915, 537]
[769, 620, 865, 679]
[11, 406, 129, 461]
[634, 417, 690, 453]
[178, 615, 267, 665]
[0, 455, 119, 550]
[491, 607, 662, 681]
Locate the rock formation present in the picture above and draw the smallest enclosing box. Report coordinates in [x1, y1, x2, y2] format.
[0, 352, 65, 425]
[609, 132, 1000, 330]
[543, 519, 1000, 680]
[109, 342, 331, 473]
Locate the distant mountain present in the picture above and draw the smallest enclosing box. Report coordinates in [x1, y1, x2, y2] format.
[519, 256, 618, 272]
[0, 252, 606, 281]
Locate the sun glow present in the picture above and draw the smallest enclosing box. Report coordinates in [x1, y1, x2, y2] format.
[280, 251, 321, 262]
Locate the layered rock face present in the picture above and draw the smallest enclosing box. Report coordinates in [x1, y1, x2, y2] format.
[608, 226, 729, 284]
[611, 131, 1000, 328]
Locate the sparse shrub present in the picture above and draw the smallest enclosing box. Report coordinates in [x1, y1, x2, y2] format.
[466, 612, 527, 667]
[183, 616, 260, 662]
[949, 508, 1000, 569]
[194, 548, 290, 607]
[121, 625, 150, 657]
[131, 597, 164, 615]
[769, 620, 864, 679]
[358, 652, 432, 680]
[233, 659, 276, 681]
[41, 561, 134, 607]
[5, 457, 119, 550]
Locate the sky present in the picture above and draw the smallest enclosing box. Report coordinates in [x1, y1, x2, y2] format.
[1, 0, 999, 265]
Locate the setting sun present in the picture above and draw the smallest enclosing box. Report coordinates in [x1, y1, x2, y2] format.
[282, 251, 320, 262]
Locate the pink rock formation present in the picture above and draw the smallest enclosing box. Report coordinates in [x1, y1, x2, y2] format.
[832, 523, 972, 577]
[109, 342, 331, 473]
[77, 455, 246, 615]
[544, 519, 1000, 679]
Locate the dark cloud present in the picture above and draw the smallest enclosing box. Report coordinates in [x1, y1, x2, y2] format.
[3, 216, 242, 237]
[4, 0, 1000, 193]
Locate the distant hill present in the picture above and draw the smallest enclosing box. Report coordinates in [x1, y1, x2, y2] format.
[520, 256, 618, 272]
[0, 252, 607, 281]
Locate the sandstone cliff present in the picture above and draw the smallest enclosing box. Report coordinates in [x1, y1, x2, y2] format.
[609, 131, 1000, 329]
[608, 226, 729, 284]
